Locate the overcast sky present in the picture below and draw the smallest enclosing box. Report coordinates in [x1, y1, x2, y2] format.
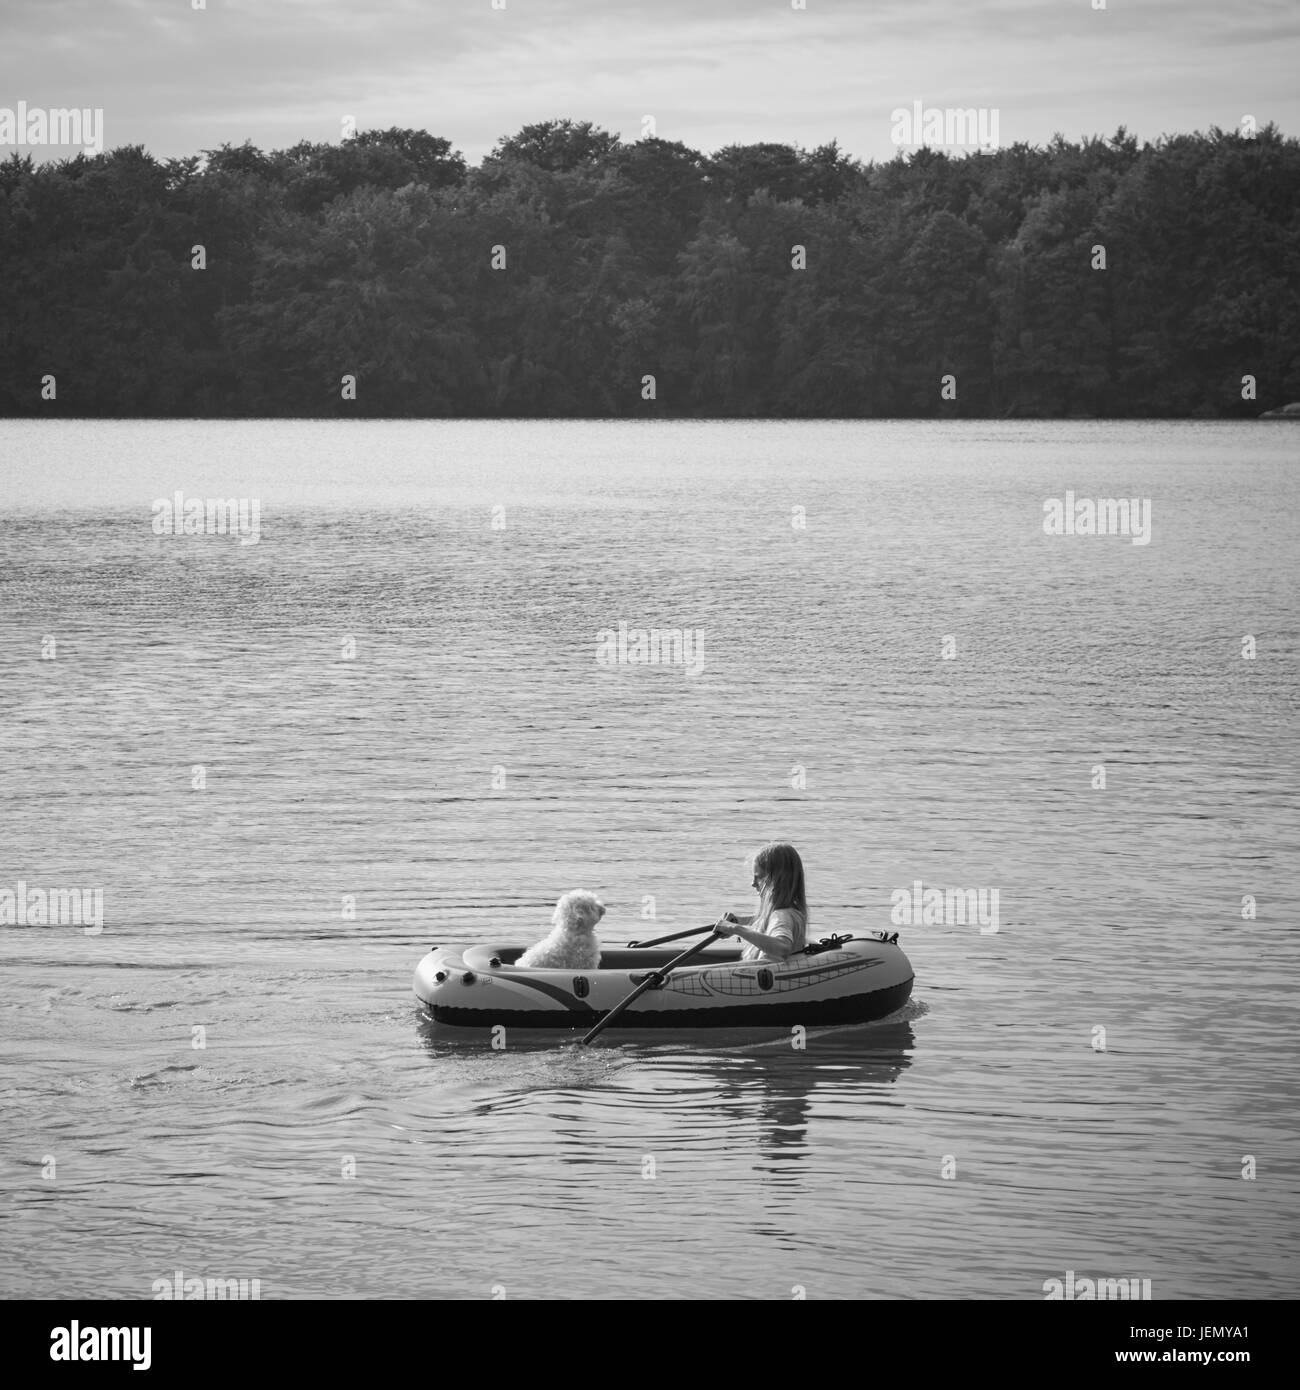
[1, 0, 1296, 164]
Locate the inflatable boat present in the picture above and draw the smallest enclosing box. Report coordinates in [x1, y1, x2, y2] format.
[413, 932, 913, 1030]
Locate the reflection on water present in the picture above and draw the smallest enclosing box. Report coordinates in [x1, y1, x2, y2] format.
[417, 1011, 916, 1167]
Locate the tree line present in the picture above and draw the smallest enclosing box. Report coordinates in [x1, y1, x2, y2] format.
[1, 119, 1296, 417]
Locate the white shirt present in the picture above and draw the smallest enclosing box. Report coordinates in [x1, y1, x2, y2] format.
[741, 908, 807, 962]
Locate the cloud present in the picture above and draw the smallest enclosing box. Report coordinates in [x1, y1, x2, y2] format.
[0, 0, 1294, 164]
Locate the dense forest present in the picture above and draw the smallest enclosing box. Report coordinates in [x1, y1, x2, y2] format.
[1, 119, 1297, 417]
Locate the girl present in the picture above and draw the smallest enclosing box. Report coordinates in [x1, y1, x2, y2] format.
[713, 842, 808, 961]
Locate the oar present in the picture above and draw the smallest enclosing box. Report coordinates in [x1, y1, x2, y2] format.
[580, 934, 719, 1045]
[627, 923, 719, 948]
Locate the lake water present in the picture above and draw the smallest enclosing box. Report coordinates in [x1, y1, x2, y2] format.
[1, 419, 1297, 1300]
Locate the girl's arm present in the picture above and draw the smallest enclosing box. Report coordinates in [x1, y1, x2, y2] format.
[725, 923, 794, 959]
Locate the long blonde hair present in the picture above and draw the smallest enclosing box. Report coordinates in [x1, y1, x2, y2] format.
[751, 842, 808, 936]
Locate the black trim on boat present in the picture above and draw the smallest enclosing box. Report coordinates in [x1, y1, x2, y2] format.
[428, 978, 914, 1030]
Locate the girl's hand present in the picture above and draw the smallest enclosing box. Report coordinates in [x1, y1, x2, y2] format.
[713, 912, 739, 937]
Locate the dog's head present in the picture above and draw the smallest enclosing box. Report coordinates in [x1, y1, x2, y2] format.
[554, 890, 606, 933]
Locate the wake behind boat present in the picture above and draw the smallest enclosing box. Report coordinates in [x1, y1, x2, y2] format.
[413, 932, 914, 1030]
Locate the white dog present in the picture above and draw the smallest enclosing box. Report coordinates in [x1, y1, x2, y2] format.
[516, 891, 606, 970]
